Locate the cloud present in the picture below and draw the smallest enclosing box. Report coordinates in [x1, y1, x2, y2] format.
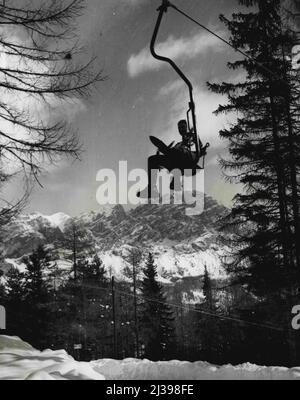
[127, 31, 224, 78]
[153, 79, 233, 150]
[158, 79, 184, 97]
[124, 0, 146, 4]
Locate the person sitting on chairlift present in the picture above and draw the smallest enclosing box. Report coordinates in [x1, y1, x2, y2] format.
[138, 119, 205, 199]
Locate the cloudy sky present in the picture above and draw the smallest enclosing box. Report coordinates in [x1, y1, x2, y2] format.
[20, 0, 245, 216]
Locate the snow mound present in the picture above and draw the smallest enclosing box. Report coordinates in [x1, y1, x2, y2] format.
[1, 336, 300, 380]
[0, 336, 105, 380]
[92, 358, 300, 380]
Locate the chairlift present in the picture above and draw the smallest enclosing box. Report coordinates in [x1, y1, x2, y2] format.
[150, 0, 210, 171]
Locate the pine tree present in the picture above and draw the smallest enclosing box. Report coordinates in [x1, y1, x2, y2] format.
[6, 268, 25, 302]
[208, 0, 300, 365]
[82, 255, 107, 286]
[56, 254, 112, 360]
[208, 0, 300, 294]
[123, 247, 143, 357]
[0, 282, 5, 304]
[4, 268, 27, 338]
[24, 246, 51, 303]
[196, 267, 223, 363]
[62, 221, 95, 280]
[140, 253, 175, 361]
[202, 266, 214, 312]
[22, 245, 52, 349]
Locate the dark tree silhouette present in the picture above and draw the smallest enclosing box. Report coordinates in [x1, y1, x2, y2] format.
[123, 247, 143, 357]
[140, 253, 175, 361]
[62, 220, 95, 280]
[4, 267, 27, 339]
[208, 0, 300, 365]
[195, 267, 223, 364]
[208, 0, 300, 291]
[23, 245, 51, 303]
[22, 245, 52, 348]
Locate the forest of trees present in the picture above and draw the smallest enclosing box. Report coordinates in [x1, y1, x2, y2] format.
[0, 246, 176, 362]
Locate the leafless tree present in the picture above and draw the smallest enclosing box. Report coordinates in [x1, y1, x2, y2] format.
[0, 0, 104, 223]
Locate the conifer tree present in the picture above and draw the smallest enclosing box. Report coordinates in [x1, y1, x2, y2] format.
[6, 268, 25, 303]
[24, 245, 51, 302]
[0, 281, 5, 303]
[22, 245, 52, 348]
[5, 268, 27, 339]
[62, 221, 95, 280]
[196, 267, 222, 363]
[56, 254, 111, 360]
[208, 0, 300, 294]
[140, 253, 175, 361]
[202, 266, 214, 312]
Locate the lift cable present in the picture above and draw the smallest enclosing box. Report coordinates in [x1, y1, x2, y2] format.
[54, 279, 294, 334]
[163, 0, 299, 94]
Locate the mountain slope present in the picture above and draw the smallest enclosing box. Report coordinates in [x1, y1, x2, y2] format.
[87, 197, 229, 281]
[1, 196, 230, 283]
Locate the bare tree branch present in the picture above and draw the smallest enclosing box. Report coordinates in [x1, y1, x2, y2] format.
[0, 0, 103, 224]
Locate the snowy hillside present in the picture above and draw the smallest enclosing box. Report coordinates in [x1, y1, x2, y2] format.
[0, 196, 230, 283]
[1, 336, 299, 380]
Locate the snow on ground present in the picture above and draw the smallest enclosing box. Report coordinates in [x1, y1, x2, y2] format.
[1, 336, 300, 380]
[0, 336, 104, 380]
[93, 359, 300, 381]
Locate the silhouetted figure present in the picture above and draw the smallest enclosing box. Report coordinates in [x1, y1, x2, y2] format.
[138, 120, 202, 199]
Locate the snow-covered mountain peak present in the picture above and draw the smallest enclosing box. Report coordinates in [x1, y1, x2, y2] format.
[1, 196, 230, 286]
[44, 212, 71, 231]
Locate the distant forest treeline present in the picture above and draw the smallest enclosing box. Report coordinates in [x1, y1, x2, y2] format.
[0, 243, 298, 366]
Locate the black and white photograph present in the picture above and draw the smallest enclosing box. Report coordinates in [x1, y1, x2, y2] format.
[0, 0, 300, 382]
